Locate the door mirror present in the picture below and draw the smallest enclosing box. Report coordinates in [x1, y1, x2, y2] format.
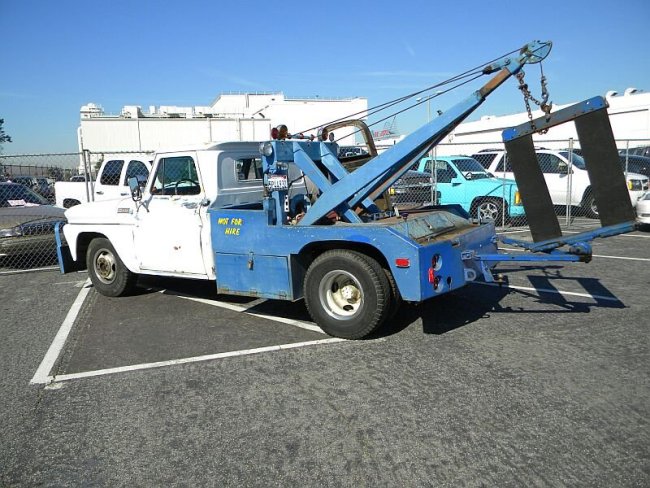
[128, 177, 142, 201]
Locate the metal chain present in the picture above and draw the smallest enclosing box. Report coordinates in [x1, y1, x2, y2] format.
[516, 64, 552, 134]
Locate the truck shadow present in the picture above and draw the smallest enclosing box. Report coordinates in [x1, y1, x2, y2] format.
[135, 273, 625, 339]
[411, 274, 625, 336]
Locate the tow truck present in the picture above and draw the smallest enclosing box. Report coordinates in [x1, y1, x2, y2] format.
[56, 41, 637, 339]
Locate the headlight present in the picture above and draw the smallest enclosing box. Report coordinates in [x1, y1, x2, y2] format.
[628, 179, 643, 191]
[0, 227, 22, 238]
[514, 190, 522, 205]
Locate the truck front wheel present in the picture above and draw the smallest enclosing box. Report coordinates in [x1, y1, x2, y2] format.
[304, 250, 390, 339]
[473, 198, 505, 223]
[86, 238, 138, 297]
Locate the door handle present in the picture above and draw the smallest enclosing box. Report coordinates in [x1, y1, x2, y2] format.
[96, 190, 104, 195]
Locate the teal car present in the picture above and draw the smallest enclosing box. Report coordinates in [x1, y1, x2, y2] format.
[415, 156, 525, 223]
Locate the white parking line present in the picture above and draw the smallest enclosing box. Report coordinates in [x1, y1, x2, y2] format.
[35, 338, 345, 385]
[31, 279, 93, 385]
[31, 283, 337, 386]
[173, 294, 326, 334]
[560, 230, 650, 238]
[498, 247, 650, 262]
[473, 281, 621, 302]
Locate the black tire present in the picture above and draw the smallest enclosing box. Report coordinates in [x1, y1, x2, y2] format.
[473, 198, 505, 223]
[304, 250, 391, 339]
[582, 193, 599, 219]
[86, 237, 138, 297]
[383, 268, 401, 321]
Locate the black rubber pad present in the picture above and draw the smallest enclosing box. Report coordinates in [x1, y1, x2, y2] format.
[505, 136, 563, 242]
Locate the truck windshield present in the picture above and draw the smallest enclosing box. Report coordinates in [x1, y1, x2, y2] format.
[152, 156, 201, 195]
[452, 158, 492, 179]
[559, 152, 586, 169]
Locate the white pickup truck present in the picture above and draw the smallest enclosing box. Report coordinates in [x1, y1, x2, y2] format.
[55, 158, 151, 208]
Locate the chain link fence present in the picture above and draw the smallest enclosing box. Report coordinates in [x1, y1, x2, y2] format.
[389, 138, 650, 229]
[2, 140, 649, 273]
[0, 153, 79, 272]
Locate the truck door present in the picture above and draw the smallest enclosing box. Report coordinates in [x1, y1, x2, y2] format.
[95, 160, 124, 200]
[434, 160, 458, 205]
[132, 153, 208, 275]
[537, 153, 570, 205]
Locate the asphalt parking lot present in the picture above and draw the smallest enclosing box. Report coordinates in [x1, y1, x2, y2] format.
[1, 219, 649, 486]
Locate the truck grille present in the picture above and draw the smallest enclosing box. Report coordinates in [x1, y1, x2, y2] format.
[19, 220, 60, 236]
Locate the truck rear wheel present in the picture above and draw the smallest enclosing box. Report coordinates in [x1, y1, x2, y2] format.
[304, 250, 390, 339]
[86, 238, 138, 297]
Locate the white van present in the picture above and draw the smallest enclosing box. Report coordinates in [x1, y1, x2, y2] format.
[472, 149, 648, 218]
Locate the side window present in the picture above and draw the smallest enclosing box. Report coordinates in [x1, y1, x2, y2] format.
[100, 160, 124, 186]
[151, 156, 200, 195]
[124, 160, 150, 185]
[472, 153, 497, 169]
[495, 154, 513, 172]
[538, 153, 563, 173]
[235, 157, 263, 181]
[435, 161, 454, 183]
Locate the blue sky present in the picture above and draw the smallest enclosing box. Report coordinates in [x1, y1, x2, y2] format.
[1, 0, 649, 154]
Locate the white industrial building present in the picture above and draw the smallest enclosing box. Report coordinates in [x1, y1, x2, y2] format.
[77, 92, 368, 170]
[435, 88, 650, 155]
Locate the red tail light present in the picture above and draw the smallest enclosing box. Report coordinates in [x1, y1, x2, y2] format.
[395, 258, 410, 268]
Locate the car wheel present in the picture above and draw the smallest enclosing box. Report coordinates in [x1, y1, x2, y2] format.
[304, 250, 390, 339]
[582, 193, 599, 219]
[474, 198, 505, 223]
[86, 237, 138, 297]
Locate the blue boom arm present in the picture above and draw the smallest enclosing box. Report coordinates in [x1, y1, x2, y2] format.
[296, 40, 553, 225]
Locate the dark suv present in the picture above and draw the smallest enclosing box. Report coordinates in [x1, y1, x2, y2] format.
[620, 146, 650, 158]
[12, 175, 39, 191]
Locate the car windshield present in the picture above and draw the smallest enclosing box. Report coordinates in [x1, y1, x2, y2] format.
[453, 158, 492, 179]
[559, 152, 586, 169]
[0, 184, 49, 207]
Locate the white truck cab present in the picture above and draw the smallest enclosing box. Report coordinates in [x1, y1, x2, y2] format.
[63, 142, 270, 284]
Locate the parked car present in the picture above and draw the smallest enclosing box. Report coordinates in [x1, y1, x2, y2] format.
[35, 177, 55, 201]
[564, 150, 650, 179]
[636, 192, 650, 227]
[472, 149, 649, 219]
[389, 170, 440, 207]
[0, 182, 66, 258]
[338, 146, 369, 158]
[414, 156, 524, 222]
[619, 146, 650, 158]
[12, 175, 40, 192]
[618, 154, 650, 179]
